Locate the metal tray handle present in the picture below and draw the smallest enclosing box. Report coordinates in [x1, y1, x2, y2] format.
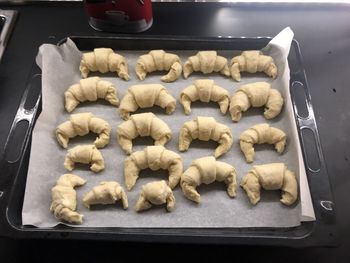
[289, 41, 335, 225]
[0, 71, 41, 205]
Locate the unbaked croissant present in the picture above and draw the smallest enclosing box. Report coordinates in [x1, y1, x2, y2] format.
[229, 82, 283, 122]
[181, 156, 237, 203]
[135, 180, 175, 212]
[117, 112, 172, 155]
[240, 163, 298, 206]
[136, 50, 182, 82]
[83, 181, 128, 209]
[119, 84, 176, 120]
[50, 174, 86, 224]
[80, 48, 130, 80]
[180, 79, 230, 115]
[179, 116, 233, 158]
[64, 77, 119, 113]
[240, 123, 287, 163]
[56, 112, 111, 149]
[124, 146, 183, 191]
[64, 145, 104, 173]
[183, 51, 230, 78]
[230, 50, 277, 81]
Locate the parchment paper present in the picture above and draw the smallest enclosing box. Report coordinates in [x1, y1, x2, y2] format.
[22, 27, 315, 228]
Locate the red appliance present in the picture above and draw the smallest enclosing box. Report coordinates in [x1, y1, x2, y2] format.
[85, 0, 153, 33]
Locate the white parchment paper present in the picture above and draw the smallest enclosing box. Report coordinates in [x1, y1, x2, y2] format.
[22, 27, 315, 228]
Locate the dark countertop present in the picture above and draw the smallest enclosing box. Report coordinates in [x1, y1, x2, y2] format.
[0, 2, 349, 262]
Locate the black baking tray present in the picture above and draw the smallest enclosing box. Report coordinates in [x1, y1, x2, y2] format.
[0, 36, 337, 246]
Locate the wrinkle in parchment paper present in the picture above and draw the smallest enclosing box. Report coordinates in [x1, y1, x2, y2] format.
[22, 27, 315, 228]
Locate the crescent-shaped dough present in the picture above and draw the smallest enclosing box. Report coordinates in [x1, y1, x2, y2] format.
[183, 51, 230, 78]
[50, 174, 86, 224]
[83, 181, 128, 209]
[64, 145, 105, 173]
[179, 116, 233, 158]
[230, 50, 277, 81]
[181, 156, 237, 203]
[180, 79, 230, 115]
[136, 50, 182, 82]
[56, 112, 111, 149]
[240, 163, 298, 206]
[229, 82, 283, 122]
[119, 84, 176, 120]
[124, 146, 183, 191]
[135, 180, 175, 212]
[239, 123, 287, 163]
[117, 112, 172, 155]
[80, 48, 130, 80]
[64, 77, 119, 113]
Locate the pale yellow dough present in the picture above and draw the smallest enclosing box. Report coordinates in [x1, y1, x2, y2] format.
[240, 123, 287, 163]
[79, 48, 130, 80]
[229, 81, 283, 122]
[64, 76, 119, 113]
[56, 112, 111, 149]
[230, 50, 277, 81]
[117, 112, 172, 155]
[135, 180, 175, 212]
[83, 181, 128, 209]
[119, 84, 176, 120]
[136, 50, 182, 82]
[180, 79, 230, 115]
[50, 174, 86, 224]
[179, 116, 233, 158]
[181, 156, 237, 203]
[240, 163, 298, 206]
[183, 51, 230, 78]
[124, 146, 183, 191]
[64, 145, 104, 173]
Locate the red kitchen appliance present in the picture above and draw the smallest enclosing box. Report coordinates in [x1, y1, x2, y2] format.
[84, 0, 153, 33]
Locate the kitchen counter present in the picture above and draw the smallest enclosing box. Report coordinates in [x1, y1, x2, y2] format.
[0, 2, 349, 261]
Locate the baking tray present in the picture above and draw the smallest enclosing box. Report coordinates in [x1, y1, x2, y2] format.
[0, 36, 337, 246]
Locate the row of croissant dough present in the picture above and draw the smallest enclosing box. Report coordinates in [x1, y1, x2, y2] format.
[50, 48, 295, 225]
[80, 48, 277, 83]
[57, 112, 286, 162]
[52, 158, 297, 224]
[65, 78, 283, 123]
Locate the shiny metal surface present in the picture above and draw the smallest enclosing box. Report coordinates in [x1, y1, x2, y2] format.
[0, 10, 17, 62]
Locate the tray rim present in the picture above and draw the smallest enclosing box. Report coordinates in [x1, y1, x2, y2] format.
[0, 35, 338, 247]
